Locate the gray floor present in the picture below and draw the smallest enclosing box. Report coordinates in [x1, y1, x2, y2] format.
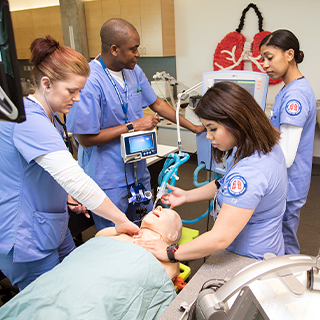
[1, 153, 319, 306]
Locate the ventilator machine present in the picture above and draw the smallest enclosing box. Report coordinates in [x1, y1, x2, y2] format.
[153, 70, 269, 222]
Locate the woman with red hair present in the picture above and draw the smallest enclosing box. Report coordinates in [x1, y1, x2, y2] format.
[0, 36, 140, 291]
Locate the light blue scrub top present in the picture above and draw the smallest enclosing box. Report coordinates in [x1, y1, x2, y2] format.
[217, 144, 287, 260]
[0, 97, 69, 262]
[66, 60, 157, 190]
[269, 77, 316, 201]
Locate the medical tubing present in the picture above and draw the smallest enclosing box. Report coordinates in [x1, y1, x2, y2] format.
[156, 152, 214, 224]
[181, 160, 217, 224]
[193, 163, 210, 187]
[181, 200, 214, 224]
[165, 154, 181, 187]
[157, 152, 190, 211]
[157, 152, 215, 224]
[158, 156, 175, 187]
[158, 152, 190, 190]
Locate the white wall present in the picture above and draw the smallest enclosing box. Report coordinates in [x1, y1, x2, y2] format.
[174, 0, 320, 104]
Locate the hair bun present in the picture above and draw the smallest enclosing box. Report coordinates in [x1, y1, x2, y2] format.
[296, 50, 304, 64]
[29, 35, 60, 66]
[47, 35, 60, 49]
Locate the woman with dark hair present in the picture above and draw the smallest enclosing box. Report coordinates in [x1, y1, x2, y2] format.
[137, 82, 287, 261]
[0, 36, 140, 291]
[260, 29, 317, 255]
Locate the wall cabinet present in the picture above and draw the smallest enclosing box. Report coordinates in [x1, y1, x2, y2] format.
[83, 0, 121, 58]
[11, 1, 174, 60]
[11, 6, 64, 60]
[84, 0, 175, 58]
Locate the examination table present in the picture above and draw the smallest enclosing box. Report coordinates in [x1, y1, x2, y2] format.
[0, 237, 176, 320]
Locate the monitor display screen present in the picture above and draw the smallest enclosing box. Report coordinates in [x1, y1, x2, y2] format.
[215, 79, 255, 97]
[129, 134, 154, 153]
[0, 0, 25, 123]
[202, 70, 268, 110]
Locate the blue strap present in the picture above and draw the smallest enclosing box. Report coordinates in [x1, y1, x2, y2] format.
[98, 56, 129, 123]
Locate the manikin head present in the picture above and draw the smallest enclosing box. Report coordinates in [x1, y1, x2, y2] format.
[141, 206, 182, 244]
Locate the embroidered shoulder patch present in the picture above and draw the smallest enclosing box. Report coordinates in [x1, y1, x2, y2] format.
[285, 100, 302, 116]
[227, 175, 247, 196]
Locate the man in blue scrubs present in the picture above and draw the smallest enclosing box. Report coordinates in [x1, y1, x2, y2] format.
[67, 18, 204, 230]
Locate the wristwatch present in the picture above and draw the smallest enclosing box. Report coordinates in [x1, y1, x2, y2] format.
[167, 243, 179, 263]
[126, 122, 134, 133]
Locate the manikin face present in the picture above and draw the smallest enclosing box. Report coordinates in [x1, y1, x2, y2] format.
[141, 206, 182, 244]
[200, 118, 236, 152]
[44, 74, 87, 114]
[260, 44, 291, 81]
[114, 29, 140, 70]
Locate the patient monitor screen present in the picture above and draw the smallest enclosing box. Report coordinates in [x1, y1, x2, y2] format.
[129, 134, 154, 153]
[215, 79, 255, 97]
[202, 70, 269, 110]
[121, 129, 157, 163]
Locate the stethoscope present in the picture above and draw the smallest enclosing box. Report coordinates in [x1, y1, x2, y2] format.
[52, 113, 73, 154]
[26, 93, 73, 154]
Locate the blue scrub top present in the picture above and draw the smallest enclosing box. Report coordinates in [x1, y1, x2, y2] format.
[66, 60, 157, 190]
[217, 144, 287, 260]
[0, 97, 69, 262]
[269, 77, 316, 201]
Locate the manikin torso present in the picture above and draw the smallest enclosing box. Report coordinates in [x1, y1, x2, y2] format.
[95, 226, 180, 280]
